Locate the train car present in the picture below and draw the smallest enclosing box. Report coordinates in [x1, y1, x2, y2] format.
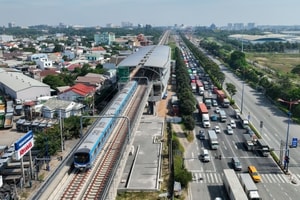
[73, 81, 137, 169]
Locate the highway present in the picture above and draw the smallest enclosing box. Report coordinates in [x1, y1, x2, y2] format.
[179, 40, 300, 200]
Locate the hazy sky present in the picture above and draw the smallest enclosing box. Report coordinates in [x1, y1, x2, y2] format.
[1, 0, 300, 27]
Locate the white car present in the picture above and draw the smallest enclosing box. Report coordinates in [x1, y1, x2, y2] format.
[215, 107, 220, 114]
[214, 126, 221, 133]
[227, 125, 234, 135]
[230, 120, 236, 128]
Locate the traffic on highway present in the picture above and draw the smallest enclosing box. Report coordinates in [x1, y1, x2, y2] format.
[179, 38, 300, 200]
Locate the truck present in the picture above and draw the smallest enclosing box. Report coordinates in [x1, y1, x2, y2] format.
[208, 130, 219, 150]
[4, 113, 13, 129]
[203, 91, 213, 109]
[234, 109, 240, 119]
[239, 173, 261, 200]
[223, 169, 248, 200]
[0, 112, 4, 128]
[195, 80, 204, 95]
[198, 102, 210, 128]
[191, 82, 197, 93]
[219, 109, 227, 122]
[256, 139, 270, 157]
[5, 100, 14, 114]
[243, 133, 258, 151]
[215, 89, 230, 107]
[171, 95, 179, 116]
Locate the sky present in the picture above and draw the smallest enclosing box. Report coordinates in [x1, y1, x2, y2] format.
[1, 0, 300, 27]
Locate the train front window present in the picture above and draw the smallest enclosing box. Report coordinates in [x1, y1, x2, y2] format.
[74, 153, 89, 164]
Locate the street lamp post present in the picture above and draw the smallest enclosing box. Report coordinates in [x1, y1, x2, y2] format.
[240, 36, 245, 114]
[278, 98, 300, 172]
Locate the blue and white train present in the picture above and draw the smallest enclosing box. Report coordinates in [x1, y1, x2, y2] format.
[73, 81, 138, 169]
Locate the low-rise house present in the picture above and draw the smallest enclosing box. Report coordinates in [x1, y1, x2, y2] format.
[58, 83, 95, 102]
[75, 73, 106, 88]
[42, 98, 84, 119]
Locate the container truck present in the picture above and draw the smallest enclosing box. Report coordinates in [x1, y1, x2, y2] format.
[239, 173, 261, 200]
[215, 89, 230, 107]
[198, 102, 210, 128]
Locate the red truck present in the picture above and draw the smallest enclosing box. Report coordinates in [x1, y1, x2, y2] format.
[215, 90, 230, 107]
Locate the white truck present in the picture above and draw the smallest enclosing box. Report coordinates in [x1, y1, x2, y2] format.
[208, 130, 219, 150]
[202, 113, 211, 128]
[239, 173, 261, 200]
[243, 134, 257, 151]
[219, 109, 227, 122]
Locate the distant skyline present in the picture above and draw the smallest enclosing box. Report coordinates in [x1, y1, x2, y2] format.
[1, 0, 300, 27]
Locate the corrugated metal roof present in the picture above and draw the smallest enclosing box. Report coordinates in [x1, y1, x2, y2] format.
[144, 45, 170, 68]
[117, 45, 170, 69]
[0, 71, 50, 92]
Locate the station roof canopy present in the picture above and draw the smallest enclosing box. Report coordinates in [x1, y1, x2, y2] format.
[117, 45, 170, 69]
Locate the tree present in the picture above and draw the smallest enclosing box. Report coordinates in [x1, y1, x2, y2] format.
[43, 74, 65, 90]
[226, 83, 237, 99]
[291, 65, 300, 75]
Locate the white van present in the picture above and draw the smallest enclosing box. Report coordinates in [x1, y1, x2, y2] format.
[200, 148, 210, 162]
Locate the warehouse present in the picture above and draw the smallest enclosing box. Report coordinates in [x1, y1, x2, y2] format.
[0, 69, 51, 101]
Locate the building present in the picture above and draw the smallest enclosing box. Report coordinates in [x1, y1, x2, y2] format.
[0, 35, 13, 42]
[36, 58, 53, 69]
[75, 73, 107, 88]
[58, 83, 95, 102]
[117, 45, 171, 100]
[41, 98, 84, 119]
[94, 32, 115, 45]
[0, 70, 51, 101]
[28, 53, 48, 62]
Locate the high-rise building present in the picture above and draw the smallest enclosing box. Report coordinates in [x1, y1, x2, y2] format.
[94, 32, 115, 45]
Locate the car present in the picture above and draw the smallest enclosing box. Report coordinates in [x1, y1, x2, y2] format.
[227, 125, 234, 135]
[231, 157, 242, 171]
[229, 120, 236, 128]
[248, 165, 261, 182]
[215, 107, 220, 114]
[198, 130, 205, 140]
[212, 99, 218, 107]
[214, 126, 221, 134]
[210, 115, 218, 121]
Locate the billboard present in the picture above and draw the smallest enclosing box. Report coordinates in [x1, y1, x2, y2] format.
[14, 130, 34, 160]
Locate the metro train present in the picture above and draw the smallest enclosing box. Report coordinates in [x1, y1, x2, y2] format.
[73, 81, 137, 169]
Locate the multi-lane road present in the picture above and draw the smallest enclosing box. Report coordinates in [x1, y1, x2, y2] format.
[182, 44, 300, 199]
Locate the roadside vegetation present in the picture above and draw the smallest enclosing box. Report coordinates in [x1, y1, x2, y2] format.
[182, 29, 300, 121]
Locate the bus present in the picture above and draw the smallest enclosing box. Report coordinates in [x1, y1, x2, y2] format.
[223, 169, 248, 200]
[208, 130, 219, 149]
